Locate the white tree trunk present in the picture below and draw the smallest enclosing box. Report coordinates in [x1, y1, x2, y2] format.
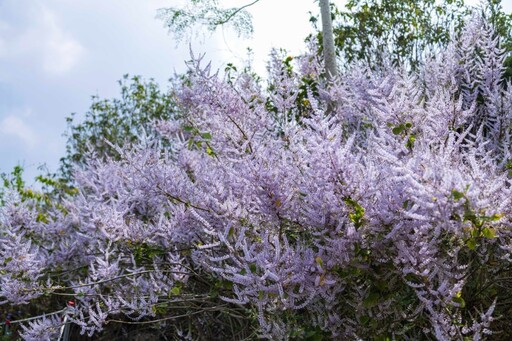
[319, 0, 338, 80]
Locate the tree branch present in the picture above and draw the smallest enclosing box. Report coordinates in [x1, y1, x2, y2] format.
[215, 0, 260, 25]
[214, 0, 261, 26]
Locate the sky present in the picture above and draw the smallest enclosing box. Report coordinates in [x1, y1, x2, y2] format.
[0, 0, 510, 184]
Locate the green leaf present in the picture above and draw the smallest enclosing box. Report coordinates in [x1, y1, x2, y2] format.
[344, 197, 365, 229]
[201, 132, 212, 140]
[360, 316, 371, 326]
[206, 146, 216, 156]
[36, 212, 49, 223]
[249, 263, 257, 273]
[225, 63, 237, 72]
[451, 189, 465, 201]
[392, 125, 405, 135]
[406, 134, 416, 149]
[482, 227, 496, 239]
[315, 256, 324, 268]
[374, 336, 392, 341]
[222, 280, 233, 290]
[363, 291, 380, 308]
[402, 199, 410, 209]
[466, 238, 477, 250]
[309, 334, 323, 341]
[481, 213, 503, 222]
[170, 286, 181, 295]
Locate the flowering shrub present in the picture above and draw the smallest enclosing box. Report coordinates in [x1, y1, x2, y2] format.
[2, 14, 512, 340]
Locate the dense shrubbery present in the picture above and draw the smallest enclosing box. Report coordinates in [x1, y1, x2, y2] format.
[3, 12, 512, 341]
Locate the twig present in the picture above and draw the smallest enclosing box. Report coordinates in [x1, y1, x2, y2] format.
[105, 305, 229, 325]
[214, 0, 261, 26]
[0, 309, 66, 326]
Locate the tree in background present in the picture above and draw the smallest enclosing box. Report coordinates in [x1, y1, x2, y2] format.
[327, 0, 468, 69]
[329, 0, 512, 71]
[156, 0, 261, 41]
[60, 75, 178, 179]
[319, 0, 338, 79]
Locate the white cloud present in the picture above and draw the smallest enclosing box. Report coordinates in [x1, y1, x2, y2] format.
[39, 5, 85, 75]
[0, 114, 38, 149]
[0, 20, 9, 58]
[0, 1, 85, 76]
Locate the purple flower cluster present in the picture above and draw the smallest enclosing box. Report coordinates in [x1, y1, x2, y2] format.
[2, 14, 512, 340]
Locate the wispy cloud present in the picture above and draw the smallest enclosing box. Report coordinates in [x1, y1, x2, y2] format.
[0, 0, 85, 76]
[0, 113, 38, 149]
[39, 6, 86, 75]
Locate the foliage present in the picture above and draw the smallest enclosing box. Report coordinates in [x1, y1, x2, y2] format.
[0, 166, 26, 206]
[327, 0, 467, 69]
[0, 166, 76, 208]
[60, 75, 178, 179]
[3, 12, 512, 341]
[327, 0, 512, 72]
[156, 0, 260, 42]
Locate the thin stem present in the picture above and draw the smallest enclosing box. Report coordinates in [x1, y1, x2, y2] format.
[105, 305, 229, 325]
[214, 0, 261, 26]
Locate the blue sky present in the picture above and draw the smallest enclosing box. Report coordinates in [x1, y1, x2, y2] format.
[0, 0, 317, 183]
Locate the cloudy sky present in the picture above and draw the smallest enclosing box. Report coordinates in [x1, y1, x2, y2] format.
[0, 0, 318, 183]
[0, 0, 510, 184]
